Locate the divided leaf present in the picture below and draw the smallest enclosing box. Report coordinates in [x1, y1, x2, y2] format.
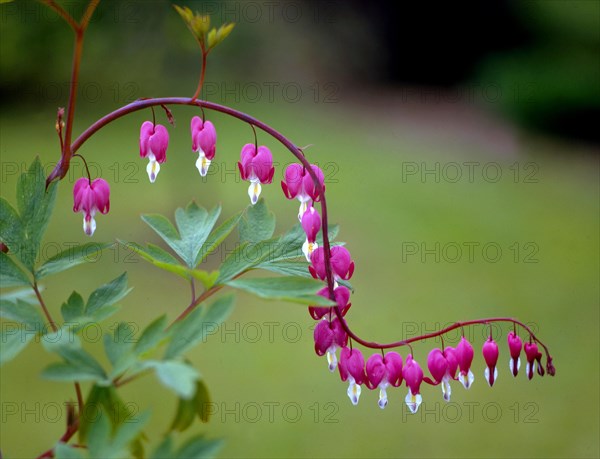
[0, 250, 30, 287]
[165, 294, 235, 359]
[142, 203, 221, 268]
[36, 242, 113, 279]
[226, 277, 334, 306]
[238, 198, 276, 244]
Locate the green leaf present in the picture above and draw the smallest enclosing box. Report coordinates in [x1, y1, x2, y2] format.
[175, 436, 223, 459]
[0, 287, 37, 304]
[196, 210, 242, 264]
[238, 198, 276, 244]
[147, 360, 200, 399]
[86, 273, 131, 315]
[142, 203, 221, 268]
[41, 362, 107, 382]
[165, 294, 235, 359]
[41, 330, 107, 382]
[170, 380, 211, 432]
[15, 158, 58, 270]
[0, 327, 35, 365]
[189, 269, 219, 289]
[0, 299, 45, 328]
[60, 292, 85, 322]
[104, 322, 136, 377]
[257, 260, 311, 277]
[80, 385, 140, 446]
[0, 197, 23, 252]
[0, 251, 30, 287]
[258, 259, 354, 290]
[226, 277, 334, 305]
[120, 241, 191, 279]
[36, 242, 113, 279]
[216, 240, 272, 283]
[174, 203, 220, 267]
[195, 379, 211, 423]
[151, 436, 174, 459]
[135, 315, 168, 356]
[121, 241, 218, 288]
[54, 442, 86, 459]
[140, 213, 180, 250]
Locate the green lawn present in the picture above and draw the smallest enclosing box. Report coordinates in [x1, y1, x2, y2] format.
[1, 98, 598, 458]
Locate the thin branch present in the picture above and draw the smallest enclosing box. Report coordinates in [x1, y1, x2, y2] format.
[79, 0, 101, 31]
[38, 0, 78, 31]
[192, 52, 208, 101]
[33, 282, 58, 333]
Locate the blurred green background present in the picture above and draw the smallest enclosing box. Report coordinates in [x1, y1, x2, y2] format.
[1, 1, 598, 458]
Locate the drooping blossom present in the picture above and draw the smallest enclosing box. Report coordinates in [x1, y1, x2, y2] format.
[309, 246, 355, 282]
[456, 337, 475, 389]
[281, 163, 325, 220]
[338, 347, 366, 405]
[425, 347, 458, 401]
[190, 116, 217, 177]
[73, 178, 110, 236]
[139, 121, 169, 183]
[366, 352, 403, 409]
[402, 354, 424, 414]
[482, 338, 499, 387]
[524, 341, 544, 380]
[238, 143, 275, 204]
[313, 318, 348, 372]
[301, 206, 321, 261]
[507, 331, 523, 377]
[309, 285, 351, 321]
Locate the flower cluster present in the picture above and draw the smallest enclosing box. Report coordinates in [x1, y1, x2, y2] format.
[311, 311, 547, 412]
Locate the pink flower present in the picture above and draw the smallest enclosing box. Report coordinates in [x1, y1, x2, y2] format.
[402, 354, 424, 413]
[425, 347, 458, 401]
[482, 338, 499, 387]
[309, 285, 351, 321]
[456, 337, 475, 389]
[73, 178, 110, 236]
[507, 331, 523, 377]
[313, 318, 348, 372]
[301, 206, 321, 261]
[524, 341, 544, 380]
[237, 143, 275, 205]
[366, 352, 403, 409]
[190, 116, 217, 176]
[281, 163, 325, 220]
[140, 121, 169, 183]
[309, 246, 355, 282]
[338, 347, 366, 405]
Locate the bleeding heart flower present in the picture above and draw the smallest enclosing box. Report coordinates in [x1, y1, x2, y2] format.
[190, 116, 217, 176]
[366, 352, 403, 409]
[238, 143, 275, 204]
[338, 347, 366, 405]
[140, 121, 169, 183]
[456, 337, 475, 389]
[482, 338, 499, 387]
[301, 206, 321, 261]
[507, 331, 523, 377]
[281, 163, 325, 220]
[72, 177, 110, 236]
[402, 354, 424, 414]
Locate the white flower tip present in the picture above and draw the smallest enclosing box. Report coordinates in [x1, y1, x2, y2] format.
[302, 240, 318, 262]
[347, 381, 361, 406]
[405, 390, 422, 414]
[83, 215, 96, 236]
[297, 200, 310, 221]
[147, 159, 160, 183]
[378, 388, 388, 409]
[459, 370, 475, 389]
[485, 367, 498, 387]
[442, 380, 452, 402]
[510, 357, 521, 377]
[248, 181, 261, 205]
[196, 154, 211, 177]
[326, 349, 338, 372]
